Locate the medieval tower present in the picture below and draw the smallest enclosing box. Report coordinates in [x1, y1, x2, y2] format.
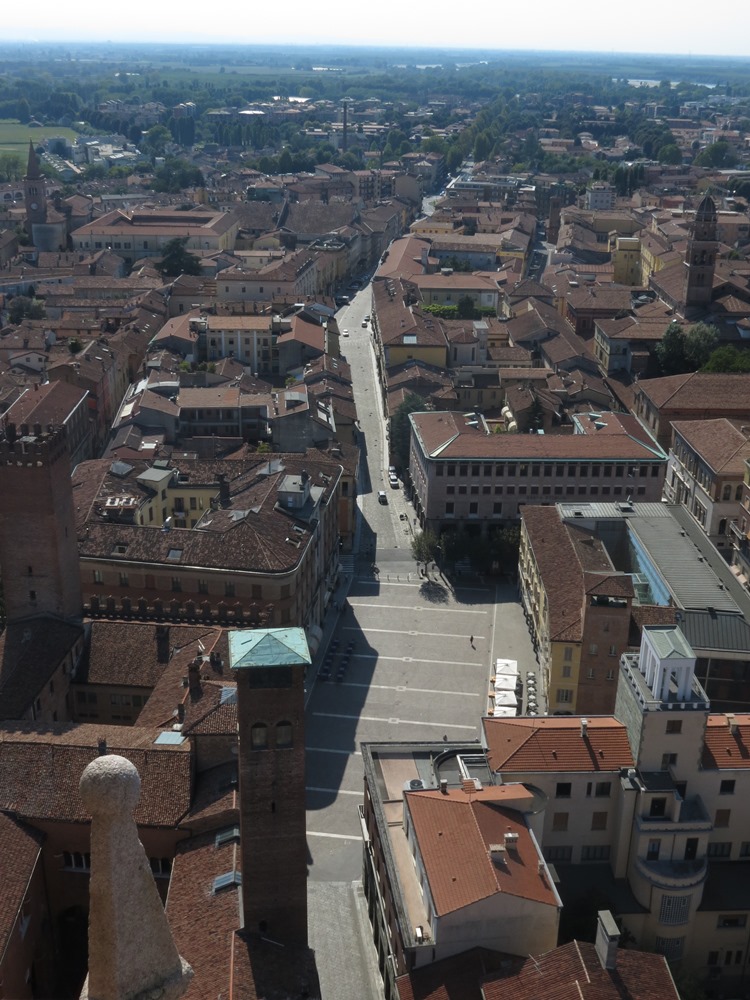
[0, 423, 82, 624]
[684, 193, 718, 311]
[229, 627, 310, 946]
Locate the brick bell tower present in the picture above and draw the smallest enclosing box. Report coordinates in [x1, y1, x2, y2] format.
[229, 627, 310, 946]
[0, 423, 82, 623]
[23, 140, 48, 233]
[684, 193, 717, 311]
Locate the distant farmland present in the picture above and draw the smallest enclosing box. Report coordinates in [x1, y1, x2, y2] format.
[0, 120, 79, 156]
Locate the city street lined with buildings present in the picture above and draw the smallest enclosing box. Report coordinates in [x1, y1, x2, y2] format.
[303, 275, 540, 885]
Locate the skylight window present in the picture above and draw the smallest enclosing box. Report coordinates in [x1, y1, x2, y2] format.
[167, 548, 183, 562]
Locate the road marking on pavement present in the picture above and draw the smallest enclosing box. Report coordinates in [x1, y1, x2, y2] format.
[318, 652, 482, 667]
[341, 653, 481, 668]
[306, 831, 358, 841]
[349, 602, 487, 615]
[306, 786, 362, 796]
[306, 746, 362, 756]
[356, 580, 490, 594]
[344, 626, 485, 640]
[342, 682, 480, 698]
[313, 711, 477, 731]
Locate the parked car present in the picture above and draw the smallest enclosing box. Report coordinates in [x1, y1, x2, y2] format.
[378, 491, 388, 505]
[389, 472, 399, 489]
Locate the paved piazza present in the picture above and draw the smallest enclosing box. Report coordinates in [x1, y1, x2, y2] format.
[304, 561, 539, 882]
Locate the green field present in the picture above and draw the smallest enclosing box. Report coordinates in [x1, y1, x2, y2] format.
[0, 119, 80, 156]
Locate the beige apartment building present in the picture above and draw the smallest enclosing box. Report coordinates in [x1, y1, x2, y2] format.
[215, 251, 319, 306]
[486, 624, 750, 989]
[664, 418, 750, 557]
[72, 452, 343, 639]
[70, 208, 240, 265]
[408, 409, 666, 535]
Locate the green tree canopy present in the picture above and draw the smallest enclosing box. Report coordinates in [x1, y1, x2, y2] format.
[456, 295, 476, 319]
[655, 321, 719, 375]
[155, 237, 202, 278]
[411, 529, 439, 565]
[658, 143, 682, 165]
[702, 345, 750, 373]
[655, 322, 689, 375]
[8, 296, 45, 324]
[143, 124, 172, 157]
[685, 322, 719, 368]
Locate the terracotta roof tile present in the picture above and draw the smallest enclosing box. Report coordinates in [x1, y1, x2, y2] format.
[167, 832, 319, 1000]
[406, 786, 557, 916]
[637, 372, 750, 412]
[481, 940, 679, 1000]
[0, 813, 43, 962]
[0, 723, 192, 826]
[484, 716, 634, 774]
[671, 418, 750, 474]
[522, 506, 584, 642]
[702, 713, 750, 769]
[411, 412, 663, 462]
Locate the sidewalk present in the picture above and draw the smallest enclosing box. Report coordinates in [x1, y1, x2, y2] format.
[305, 559, 355, 709]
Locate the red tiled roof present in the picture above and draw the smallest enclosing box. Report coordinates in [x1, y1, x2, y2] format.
[411, 412, 659, 461]
[522, 506, 584, 642]
[167, 832, 319, 1000]
[481, 939, 679, 1000]
[702, 713, 750, 769]
[637, 372, 750, 412]
[406, 786, 556, 916]
[484, 716, 634, 774]
[0, 813, 43, 962]
[671, 419, 750, 474]
[0, 724, 192, 826]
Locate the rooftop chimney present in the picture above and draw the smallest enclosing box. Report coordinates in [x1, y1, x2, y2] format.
[439, 778, 448, 794]
[176, 703, 185, 723]
[727, 713, 738, 736]
[595, 910, 620, 971]
[97, 737, 108, 757]
[188, 657, 202, 695]
[217, 472, 231, 506]
[581, 717, 589, 739]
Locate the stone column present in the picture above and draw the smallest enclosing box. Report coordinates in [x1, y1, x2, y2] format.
[79, 755, 192, 1000]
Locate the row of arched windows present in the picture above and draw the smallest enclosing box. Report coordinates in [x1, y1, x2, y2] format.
[250, 721, 293, 749]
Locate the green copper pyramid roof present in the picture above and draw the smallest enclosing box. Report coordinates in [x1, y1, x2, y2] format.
[228, 627, 311, 670]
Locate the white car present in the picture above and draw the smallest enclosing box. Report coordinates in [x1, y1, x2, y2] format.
[342, 329, 349, 337]
[389, 472, 399, 489]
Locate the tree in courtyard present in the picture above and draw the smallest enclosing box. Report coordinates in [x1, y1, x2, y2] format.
[654, 322, 689, 375]
[411, 530, 439, 566]
[702, 345, 750, 373]
[658, 143, 682, 165]
[456, 295, 476, 320]
[8, 296, 45, 325]
[685, 322, 719, 369]
[155, 238, 202, 278]
[143, 124, 172, 158]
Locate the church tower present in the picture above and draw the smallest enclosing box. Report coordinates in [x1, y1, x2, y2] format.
[23, 140, 47, 232]
[0, 423, 82, 624]
[229, 627, 310, 946]
[684, 194, 717, 310]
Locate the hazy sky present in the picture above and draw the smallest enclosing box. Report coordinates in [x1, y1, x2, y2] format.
[5, 0, 750, 58]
